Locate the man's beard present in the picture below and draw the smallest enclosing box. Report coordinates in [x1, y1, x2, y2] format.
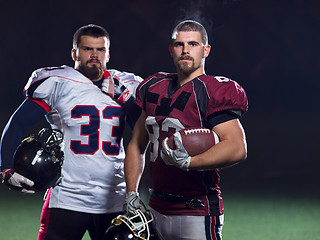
[77, 60, 104, 80]
[177, 56, 195, 75]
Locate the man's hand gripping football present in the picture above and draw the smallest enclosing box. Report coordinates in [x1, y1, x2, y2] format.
[161, 132, 191, 171]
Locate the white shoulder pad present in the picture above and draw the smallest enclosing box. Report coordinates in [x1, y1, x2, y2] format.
[24, 65, 88, 93]
[28, 65, 76, 81]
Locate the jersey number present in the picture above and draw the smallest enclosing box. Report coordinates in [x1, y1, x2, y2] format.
[70, 105, 124, 155]
[145, 116, 184, 162]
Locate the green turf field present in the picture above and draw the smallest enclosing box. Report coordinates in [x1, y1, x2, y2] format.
[1, 180, 319, 240]
[222, 190, 320, 239]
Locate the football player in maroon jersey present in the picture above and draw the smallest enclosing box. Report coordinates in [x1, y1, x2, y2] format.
[123, 20, 248, 239]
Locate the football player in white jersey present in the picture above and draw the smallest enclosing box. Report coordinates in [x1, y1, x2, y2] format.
[0, 24, 142, 240]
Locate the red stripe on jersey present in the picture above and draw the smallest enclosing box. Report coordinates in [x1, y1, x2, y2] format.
[38, 188, 52, 239]
[28, 97, 51, 112]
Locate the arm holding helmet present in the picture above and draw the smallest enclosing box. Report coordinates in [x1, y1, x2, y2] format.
[0, 98, 48, 193]
[124, 111, 149, 215]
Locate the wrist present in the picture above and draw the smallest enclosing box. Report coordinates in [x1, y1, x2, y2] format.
[126, 191, 139, 197]
[182, 156, 191, 171]
[0, 169, 14, 181]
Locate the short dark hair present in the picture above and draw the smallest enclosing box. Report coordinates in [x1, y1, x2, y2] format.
[73, 24, 110, 49]
[171, 20, 208, 45]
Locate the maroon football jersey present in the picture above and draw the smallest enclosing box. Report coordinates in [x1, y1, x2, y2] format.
[135, 72, 248, 216]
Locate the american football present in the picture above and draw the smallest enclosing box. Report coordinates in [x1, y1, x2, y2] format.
[166, 127, 219, 156]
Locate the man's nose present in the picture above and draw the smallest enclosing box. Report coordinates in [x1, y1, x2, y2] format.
[182, 44, 190, 54]
[90, 49, 98, 57]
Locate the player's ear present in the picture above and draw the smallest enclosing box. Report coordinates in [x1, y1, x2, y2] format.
[106, 51, 110, 63]
[71, 48, 77, 61]
[169, 45, 173, 57]
[204, 44, 211, 58]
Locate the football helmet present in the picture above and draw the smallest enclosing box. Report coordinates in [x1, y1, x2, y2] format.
[13, 128, 64, 192]
[104, 210, 159, 240]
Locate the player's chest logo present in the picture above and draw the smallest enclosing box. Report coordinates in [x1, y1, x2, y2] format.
[146, 91, 191, 116]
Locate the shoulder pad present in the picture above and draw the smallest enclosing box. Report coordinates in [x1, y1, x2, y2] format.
[108, 69, 143, 84]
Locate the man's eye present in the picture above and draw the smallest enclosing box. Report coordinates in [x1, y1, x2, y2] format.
[174, 43, 183, 47]
[190, 42, 199, 47]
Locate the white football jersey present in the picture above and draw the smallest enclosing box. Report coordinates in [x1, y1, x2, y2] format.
[24, 65, 142, 214]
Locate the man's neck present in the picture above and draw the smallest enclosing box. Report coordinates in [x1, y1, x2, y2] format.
[177, 69, 205, 86]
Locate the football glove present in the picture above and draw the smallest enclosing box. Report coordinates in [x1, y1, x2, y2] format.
[161, 133, 191, 171]
[0, 169, 35, 194]
[125, 191, 148, 215]
[102, 71, 132, 105]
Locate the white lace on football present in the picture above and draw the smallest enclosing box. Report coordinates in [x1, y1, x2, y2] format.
[183, 128, 211, 135]
[183, 128, 220, 144]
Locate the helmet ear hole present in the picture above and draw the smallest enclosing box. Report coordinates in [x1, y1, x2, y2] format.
[13, 128, 64, 192]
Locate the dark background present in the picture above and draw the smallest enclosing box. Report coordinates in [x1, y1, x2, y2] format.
[0, 0, 319, 193]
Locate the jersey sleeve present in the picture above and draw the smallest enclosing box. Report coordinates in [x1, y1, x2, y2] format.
[134, 82, 144, 110]
[24, 67, 65, 107]
[0, 99, 47, 170]
[206, 76, 248, 118]
[134, 72, 162, 110]
[134, 81, 144, 110]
